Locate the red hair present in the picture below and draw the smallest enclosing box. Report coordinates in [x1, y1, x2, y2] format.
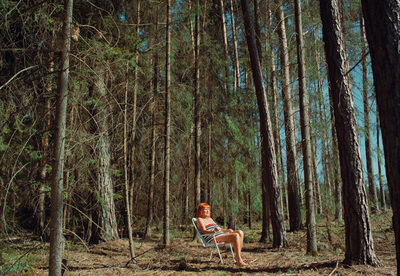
[197, 203, 211, 218]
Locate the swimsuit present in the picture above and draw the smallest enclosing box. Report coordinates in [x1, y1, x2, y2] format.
[203, 223, 225, 243]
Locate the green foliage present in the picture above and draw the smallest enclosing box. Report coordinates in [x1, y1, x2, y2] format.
[0, 260, 29, 275]
[0, 242, 48, 275]
[113, 193, 123, 201]
[111, 165, 122, 177]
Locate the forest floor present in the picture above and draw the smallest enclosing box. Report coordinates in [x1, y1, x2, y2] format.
[0, 211, 396, 275]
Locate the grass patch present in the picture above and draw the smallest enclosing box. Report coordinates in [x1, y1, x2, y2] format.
[0, 240, 48, 276]
[0, 260, 30, 275]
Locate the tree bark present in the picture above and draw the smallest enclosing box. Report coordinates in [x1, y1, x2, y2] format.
[241, 0, 288, 248]
[129, 0, 141, 232]
[294, 0, 317, 255]
[145, 12, 159, 237]
[360, 14, 379, 213]
[90, 70, 119, 244]
[37, 49, 53, 238]
[361, 0, 400, 271]
[49, 0, 73, 275]
[164, 0, 171, 247]
[229, 0, 241, 93]
[194, 0, 201, 208]
[124, 62, 135, 259]
[319, 0, 379, 266]
[276, 1, 303, 232]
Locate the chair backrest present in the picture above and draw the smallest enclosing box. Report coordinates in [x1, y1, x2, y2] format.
[192, 217, 209, 246]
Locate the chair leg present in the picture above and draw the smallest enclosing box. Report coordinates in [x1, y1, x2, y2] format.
[215, 244, 224, 264]
[229, 243, 235, 262]
[198, 247, 202, 263]
[208, 248, 213, 261]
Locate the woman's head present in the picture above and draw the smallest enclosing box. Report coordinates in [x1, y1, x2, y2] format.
[197, 203, 211, 218]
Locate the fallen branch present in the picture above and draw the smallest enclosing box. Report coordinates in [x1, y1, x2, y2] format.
[0, 65, 38, 90]
[328, 261, 339, 276]
[249, 258, 258, 264]
[125, 247, 156, 267]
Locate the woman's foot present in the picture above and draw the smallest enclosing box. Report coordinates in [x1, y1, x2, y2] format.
[235, 259, 247, 266]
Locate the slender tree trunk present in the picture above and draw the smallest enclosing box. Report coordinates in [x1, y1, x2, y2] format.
[37, 30, 56, 238]
[276, 2, 303, 232]
[145, 19, 159, 237]
[360, 15, 379, 213]
[124, 62, 135, 259]
[221, 0, 230, 88]
[376, 114, 386, 211]
[49, 0, 73, 274]
[221, 0, 236, 229]
[241, 0, 288, 248]
[260, 147, 271, 243]
[187, 126, 194, 221]
[38, 77, 52, 238]
[207, 106, 212, 205]
[129, 0, 141, 229]
[267, 1, 285, 216]
[317, 32, 342, 221]
[247, 173, 252, 229]
[146, 60, 157, 238]
[194, 0, 201, 208]
[188, 0, 195, 220]
[229, 0, 241, 92]
[319, 0, 378, 265]
[294, 0, 317, 255]
[361, 0, 400, 271]
[259, 1, 274, 243]
[315, 46, 327, 216]
[312, 136, 322, 215]
[163, 0, 171, 247]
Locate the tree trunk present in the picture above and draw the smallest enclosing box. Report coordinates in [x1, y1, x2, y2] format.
[319, 0, 379, 266]
[164, 0, 171, 247]
[294, 0, 317, 255]
[145, 60, 157, 238]
[360, 14, 379, 213]
[37, 29, 56, 238]
[221, 0, 230, 89]
[276, 2, 303, 232]
[186, 126, 194, 223]
[228, 0, 239, 92]
[207, 117, 212, 205]
[124, 62, 135, 259]
[49, 0, 73, 274]
[37, 72, 52, 238]
[145, 21, 159, 238]
[260, 147, 271, 243]
[241, 0, 288, 248]
[361, 0, 400, 271]
[194, 0, 201, 208]
[129, 0, 141, 231]
[221, 0, 236, 229]
[376, 114, 386, 211]
[90, 70, 119, 244]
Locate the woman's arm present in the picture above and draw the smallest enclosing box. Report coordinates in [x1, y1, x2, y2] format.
[197, 218, 220, 234]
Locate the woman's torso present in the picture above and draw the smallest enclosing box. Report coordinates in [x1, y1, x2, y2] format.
[198, 217, 224, 243]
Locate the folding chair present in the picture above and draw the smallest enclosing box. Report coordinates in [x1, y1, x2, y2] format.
[192, 218, 235, 264]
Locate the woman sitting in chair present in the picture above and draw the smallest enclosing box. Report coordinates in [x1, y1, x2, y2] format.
[196, 203, 247, 266]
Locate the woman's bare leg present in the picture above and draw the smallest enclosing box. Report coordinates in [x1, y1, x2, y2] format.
[233, 230, 244, 251]
[216, 233, 247, 265]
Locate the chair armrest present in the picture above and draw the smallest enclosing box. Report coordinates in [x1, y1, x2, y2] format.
[200, 233, 215, 238]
